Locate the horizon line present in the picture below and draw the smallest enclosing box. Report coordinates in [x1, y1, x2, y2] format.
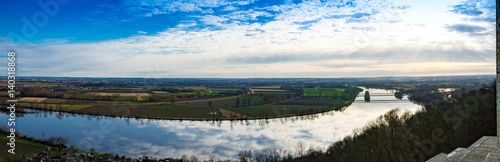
[2, 74, 495, 79]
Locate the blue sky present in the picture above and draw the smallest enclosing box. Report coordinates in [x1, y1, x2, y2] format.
[0, 0, 495, 77]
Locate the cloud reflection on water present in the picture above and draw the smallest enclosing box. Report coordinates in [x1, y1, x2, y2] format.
[0, 88, 421, 160]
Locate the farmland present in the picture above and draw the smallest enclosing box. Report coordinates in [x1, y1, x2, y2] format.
[303, 88, 344, 96]
[4, 78, 369, 120]
[75, 104, 225, 119]
[221, 93, 357, 119]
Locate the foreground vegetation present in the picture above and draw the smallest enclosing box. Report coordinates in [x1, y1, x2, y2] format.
[0, 135, 47, 161]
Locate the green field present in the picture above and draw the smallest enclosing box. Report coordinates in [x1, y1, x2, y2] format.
[154, 86, 206, 89]
[76, 104, 226, 119]
[304, 88, 343, 96]
[252, 91, 291, 94]
[212, 96, 275, 105]
[210, 88, 242, 91]
[65, 105, 94, 111]
[143, 105, 224, 119]
[222, 104, 331, 118]
[276, 98, 346, 106]
[18, 103, 94, 111]
[0, 135, 48, 161]
[221, 95, 353, 118]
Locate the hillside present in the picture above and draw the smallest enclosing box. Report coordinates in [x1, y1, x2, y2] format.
[289, 83, 496, 161]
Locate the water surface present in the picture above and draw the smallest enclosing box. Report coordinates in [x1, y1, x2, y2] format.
[0, 88, 421, 160]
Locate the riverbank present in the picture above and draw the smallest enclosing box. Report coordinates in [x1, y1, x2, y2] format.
[8, 99, 356, 121]
[0, 134, 47, 161]
[8, 87, 362, 120]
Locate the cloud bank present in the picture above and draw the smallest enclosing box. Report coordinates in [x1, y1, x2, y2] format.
[0, 0, 495, 77]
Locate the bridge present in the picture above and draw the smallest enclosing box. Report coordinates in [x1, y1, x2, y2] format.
[353, 99, 411, 103]
[357, 93, 395, 97]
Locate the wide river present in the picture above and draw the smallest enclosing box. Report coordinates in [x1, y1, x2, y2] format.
[0, 88, 421, 160]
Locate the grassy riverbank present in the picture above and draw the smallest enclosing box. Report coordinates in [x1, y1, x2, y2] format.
[0, 135, 48, 161]
[9, 87, 362, 120]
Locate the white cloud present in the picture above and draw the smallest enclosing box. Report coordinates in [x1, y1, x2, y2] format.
[1, 0, 494, 77]
[198, 15, 230, 26]
[123, 0, 260, 17]
[223, 5, 238, 11]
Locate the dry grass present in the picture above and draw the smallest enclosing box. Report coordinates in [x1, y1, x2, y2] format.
[86, 92, 151, 97]
[18, 97, 48, 102]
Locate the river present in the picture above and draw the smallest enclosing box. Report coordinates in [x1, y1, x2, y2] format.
[0, 88, 421, 160]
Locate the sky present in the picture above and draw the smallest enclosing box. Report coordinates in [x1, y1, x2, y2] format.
[0, 0, 495, 78]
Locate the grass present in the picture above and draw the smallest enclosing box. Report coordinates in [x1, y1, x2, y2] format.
[18, 103, 93, 111]
[213, 96, 262, 104]
[76, 104, 226, 119]
[155, 86, 206, 89]
[0, 135, 48, 161]
[276, 98, 346, 106]
[144, 105, 225, 119]
[222, 104, 329, 118]
[0, 91, 20, 95]
[303, 88, 344, 96]
[210, 88, 242, 91]
[222, 96, 353, 119]
[66, 105, 93, 111]
[211, 96, 289, 106]
[252, 91, 291, 94]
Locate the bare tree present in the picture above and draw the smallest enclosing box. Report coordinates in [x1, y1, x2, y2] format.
[208, 154, 217, 162]
[296, 141, 306, 156]
[190, 155, 199, 162]
[170, 95, 176, 104]
[181, 155, 188, 161]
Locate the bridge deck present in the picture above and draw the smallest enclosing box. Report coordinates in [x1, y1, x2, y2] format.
[354, 100, 411, 103]
[357, 93, 396, 97]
